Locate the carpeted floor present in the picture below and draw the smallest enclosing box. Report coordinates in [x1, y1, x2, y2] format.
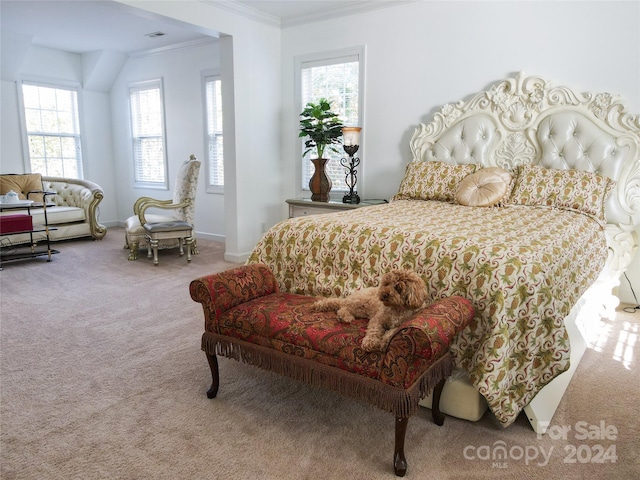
[1, 228, 638, 479]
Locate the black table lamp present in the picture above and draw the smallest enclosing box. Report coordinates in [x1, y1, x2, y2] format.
[340, 127, 362, 204]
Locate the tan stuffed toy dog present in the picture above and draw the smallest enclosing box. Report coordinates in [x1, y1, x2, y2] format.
[312, 270, 429, 351]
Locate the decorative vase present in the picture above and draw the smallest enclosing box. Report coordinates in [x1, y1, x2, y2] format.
[309, 158, 332, 202]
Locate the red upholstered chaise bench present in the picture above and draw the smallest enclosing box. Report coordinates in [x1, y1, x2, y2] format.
[189, 263, 474, 476]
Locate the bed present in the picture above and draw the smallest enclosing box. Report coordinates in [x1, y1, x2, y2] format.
[247, 72, 640, 432]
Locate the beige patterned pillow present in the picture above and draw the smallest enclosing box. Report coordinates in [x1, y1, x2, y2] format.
[455, 167, 512, 207]
[508, 163, 615, 220]
[393, 161, 478, 203]
[0, 173, 44, 203]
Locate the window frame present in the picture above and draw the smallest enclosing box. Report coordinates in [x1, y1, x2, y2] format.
[17, 78, 85, 179]
[128, 78, 168, 190]
[202, 69, 224, 194]
[294, 46, 365, 195]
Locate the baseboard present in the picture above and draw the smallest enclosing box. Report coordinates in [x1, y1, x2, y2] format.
[195, 231, 225, 243]
[224, 251, 249, 264]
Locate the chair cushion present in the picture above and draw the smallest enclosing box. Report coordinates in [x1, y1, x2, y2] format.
[125, 214, 177, 234]
[144, 221, 192, 233]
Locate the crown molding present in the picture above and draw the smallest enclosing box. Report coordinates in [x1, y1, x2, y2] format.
[204, 1, 281, 27]
[128, 37, 218, 58]
[204, 0, 419, 29]
[282, 0, 419, 28]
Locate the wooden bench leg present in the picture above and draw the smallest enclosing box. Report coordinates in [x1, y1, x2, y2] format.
[431, 377, 446, 426]
[394, 416, 409, 477]
[393, 377, 447, 476]
[206, 353, 220, 399]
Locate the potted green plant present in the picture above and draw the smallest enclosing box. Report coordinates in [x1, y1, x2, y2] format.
[299, 98, 344, 201]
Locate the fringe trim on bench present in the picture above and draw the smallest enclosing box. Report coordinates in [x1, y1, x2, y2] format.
[202, 332, 453, 418]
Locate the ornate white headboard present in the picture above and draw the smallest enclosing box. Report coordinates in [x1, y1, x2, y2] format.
[410, 72, 640, 282]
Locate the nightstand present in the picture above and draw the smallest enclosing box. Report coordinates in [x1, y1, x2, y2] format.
[286, 198, 387, 218]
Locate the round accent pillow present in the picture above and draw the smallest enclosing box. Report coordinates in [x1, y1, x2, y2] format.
[455, 167, 512, 207]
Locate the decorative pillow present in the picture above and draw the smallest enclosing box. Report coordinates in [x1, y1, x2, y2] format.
[392, 161, 478, 203]
[0, 173, 44, 203]
[508, 163, 615, 220]
[455, 167, 513, 207]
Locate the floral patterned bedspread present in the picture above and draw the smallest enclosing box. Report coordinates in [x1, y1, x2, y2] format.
[247, 200, 608, 426]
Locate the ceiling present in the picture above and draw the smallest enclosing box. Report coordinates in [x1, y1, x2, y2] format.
[0, 0, 406, 56]
[1, 1, 215, 55]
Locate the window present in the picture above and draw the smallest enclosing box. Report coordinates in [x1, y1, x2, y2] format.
[20, 81, 84, 178]
[204, 73, 223, 191]
[295, 47, 364, 192]
[129, 79, 167, 188]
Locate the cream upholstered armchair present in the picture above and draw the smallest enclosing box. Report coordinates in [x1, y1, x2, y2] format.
[124, 155, 200, 260]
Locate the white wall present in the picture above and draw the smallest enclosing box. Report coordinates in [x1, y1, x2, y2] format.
[279, 0, 640, 304]
[1, 80, 23, 172]
[110, 41, 224, 241]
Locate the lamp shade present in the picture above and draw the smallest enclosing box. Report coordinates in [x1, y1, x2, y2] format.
[342, 127, 362, 146]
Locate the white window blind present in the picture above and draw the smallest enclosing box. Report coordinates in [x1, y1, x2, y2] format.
[299, 50, 362, 192]
[129, 80, 167, 187]
[205, 74, 223, 189]
[21, 81, 84, 178]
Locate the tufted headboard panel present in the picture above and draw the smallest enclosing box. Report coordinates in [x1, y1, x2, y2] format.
[421, 113, 500, 166]
[410, 72, 640, 277]
[533, 111, 632, 224]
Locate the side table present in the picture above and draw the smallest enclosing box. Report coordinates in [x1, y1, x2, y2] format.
[286, 198, 387, 218]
